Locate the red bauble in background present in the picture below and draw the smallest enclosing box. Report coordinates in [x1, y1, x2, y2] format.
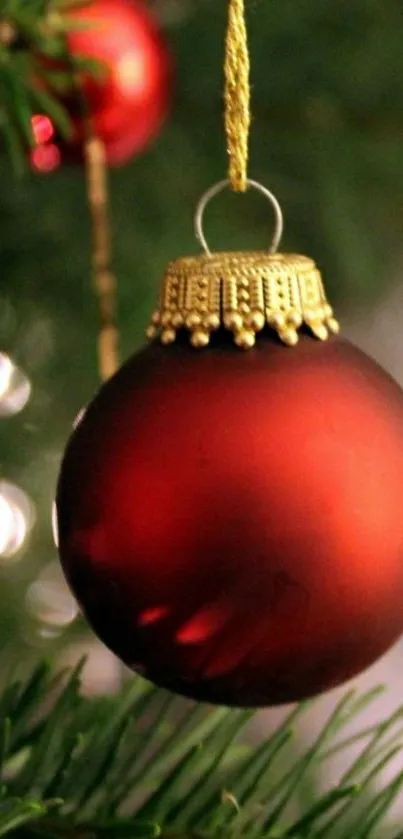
[32, 0, 171, 168]
[66, 0, 171, 165]
[31, 116, 62, 173]
[56, 333, 403, 707]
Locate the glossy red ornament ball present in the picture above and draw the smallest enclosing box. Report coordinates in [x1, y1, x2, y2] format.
[35, 0, 171, 168]
[56, 334, 403, 707]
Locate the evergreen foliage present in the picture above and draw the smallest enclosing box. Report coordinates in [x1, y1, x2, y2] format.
[0, 663, 401, 838]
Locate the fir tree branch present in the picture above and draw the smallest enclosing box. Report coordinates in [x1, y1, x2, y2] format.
[0, 0, 102, 172]
[0, 661, 399, 838]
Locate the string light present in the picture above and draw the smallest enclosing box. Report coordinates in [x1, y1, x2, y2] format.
[0, 353, 31, 417]
[0, 482, 35, 560]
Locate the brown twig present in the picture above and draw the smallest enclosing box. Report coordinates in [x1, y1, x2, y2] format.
[83, 133, 119, 382]
[0, 21, 16, 46]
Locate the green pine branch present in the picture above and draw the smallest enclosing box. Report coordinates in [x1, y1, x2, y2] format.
[0, 0, 104, 173]
[0, 659, 400, 838]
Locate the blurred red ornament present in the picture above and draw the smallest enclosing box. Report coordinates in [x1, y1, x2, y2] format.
[56, 331, 403, 708]
[58, 0, 171, 166]
[31, 114, 55, 145]
[31, 142, 61, 173]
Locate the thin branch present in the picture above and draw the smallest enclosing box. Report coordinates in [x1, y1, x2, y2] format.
[83, 133, 119, 382]
[0, 22, 16, 46]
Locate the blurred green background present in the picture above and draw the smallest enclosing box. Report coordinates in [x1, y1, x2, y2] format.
[1, 0, 403, 665]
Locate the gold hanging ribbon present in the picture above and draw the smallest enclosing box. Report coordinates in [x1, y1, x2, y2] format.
[84, 133, 119, 382]
[224, 0, 251, 192]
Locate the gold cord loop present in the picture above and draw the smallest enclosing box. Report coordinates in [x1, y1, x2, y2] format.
[224, 0, 251, 192]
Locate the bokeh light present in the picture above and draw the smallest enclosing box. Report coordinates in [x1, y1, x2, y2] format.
[31, 144, 61, 174]
[52, 501, 59, 549]
[26, 561, 78, 631]
[0, 353, 31, 417]
[0, 482, 35, 560]
[31, 115, 55, 145]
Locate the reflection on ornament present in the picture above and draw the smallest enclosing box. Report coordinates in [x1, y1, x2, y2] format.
[31, 115, 55, 145]
[0, 353, 31, 416]
[0, 482, 35, 559]
[73, 406, 87, 430]
[116, 53, 147, 95]
[31, 144, 61, 174]
[26, 561, 78, 630]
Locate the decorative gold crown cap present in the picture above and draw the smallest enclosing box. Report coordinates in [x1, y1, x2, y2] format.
[147, 250, 339, 350]
[146, 180, 339, 350]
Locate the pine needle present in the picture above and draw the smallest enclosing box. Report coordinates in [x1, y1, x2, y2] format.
[0, 660, 398, 838]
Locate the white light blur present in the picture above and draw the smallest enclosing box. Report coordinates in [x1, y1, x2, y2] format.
[0, 353, 31, 417]
[0, 354, 13, 399]
[52, 501, 59, 548]
[73, 406, 86, 430]
[0, 482, 35, 559]
[26, 561, 78, 629]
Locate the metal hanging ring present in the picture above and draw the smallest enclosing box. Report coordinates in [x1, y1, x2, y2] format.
[194, 178, 284, 257]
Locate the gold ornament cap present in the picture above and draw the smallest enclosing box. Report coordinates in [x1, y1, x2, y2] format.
[147, 180, 339, 350]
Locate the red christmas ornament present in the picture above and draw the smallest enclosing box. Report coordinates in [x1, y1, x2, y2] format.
[30, 115, 61, 173]
[31, 142, 62, 173]
[56, 212, 403, 706]
[31, 115, 55, 146]
[34, 0, 171, 168]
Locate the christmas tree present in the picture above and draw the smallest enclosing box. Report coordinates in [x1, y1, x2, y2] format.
[0, 0, 403, 836]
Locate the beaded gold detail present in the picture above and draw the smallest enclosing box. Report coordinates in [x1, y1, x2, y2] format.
[146, 251, 339, 350]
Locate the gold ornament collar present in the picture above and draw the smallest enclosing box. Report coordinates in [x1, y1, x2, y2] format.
[147, 250, 339, 350]
[147, 180, 339, 350]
